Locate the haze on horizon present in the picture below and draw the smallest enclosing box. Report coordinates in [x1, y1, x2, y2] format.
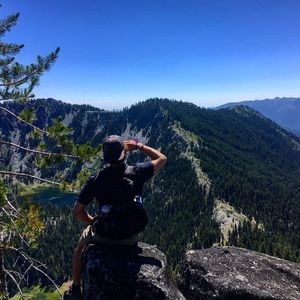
[2, 0, 300, 110]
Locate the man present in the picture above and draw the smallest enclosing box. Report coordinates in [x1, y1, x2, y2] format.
[64, 135, 167, 300]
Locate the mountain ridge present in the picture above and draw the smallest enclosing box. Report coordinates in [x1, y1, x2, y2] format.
[216, 97, 300, 137]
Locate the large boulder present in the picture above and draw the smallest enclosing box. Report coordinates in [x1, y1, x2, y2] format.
[177, 246, 300, 300]
[81, 242, 185, 300]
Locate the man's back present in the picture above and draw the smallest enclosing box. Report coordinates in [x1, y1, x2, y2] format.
[77, 162, 154, 207]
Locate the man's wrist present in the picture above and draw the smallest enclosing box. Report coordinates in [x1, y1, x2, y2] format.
[137, 143, 144, 150]
[90, 216, 97, 224]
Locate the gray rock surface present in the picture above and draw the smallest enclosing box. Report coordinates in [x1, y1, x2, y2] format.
[82, 242, 185, 300]
[177, 246, 300, 300]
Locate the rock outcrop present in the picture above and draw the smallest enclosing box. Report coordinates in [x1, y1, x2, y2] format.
[81, 242, 185, 300]
[177, 246, 300, 300]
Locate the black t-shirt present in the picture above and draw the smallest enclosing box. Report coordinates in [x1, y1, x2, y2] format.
[77, 162, 154, 206]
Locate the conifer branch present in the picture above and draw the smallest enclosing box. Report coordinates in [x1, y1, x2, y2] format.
[7, 247, 62, 297]
[4, 269, 24, 299]
[0, 106, 47, 133]
[0, 63, 46, 87]
[0, 171, 61, 186]
[5, 198, 18, 213]
[0, 47, 60, 87]
[1, 207, 31, 248]
[0, 97, 19, 101]
[0, 140, 79, 159]
[0, 42, 23, 56]
[0, 13, 19, 37]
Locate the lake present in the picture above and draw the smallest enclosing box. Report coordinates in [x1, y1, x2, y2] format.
[21, 185, 78, 207]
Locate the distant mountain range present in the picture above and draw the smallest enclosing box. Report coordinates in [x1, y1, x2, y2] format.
[216, 97, 300, 137]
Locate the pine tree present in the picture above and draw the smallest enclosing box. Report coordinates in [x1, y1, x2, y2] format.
[0, 6, 97, 298]
[0, 7, 61, 299]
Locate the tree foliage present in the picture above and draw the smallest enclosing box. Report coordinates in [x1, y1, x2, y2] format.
[0, 6, 61, 298]
[0, 6, 99, 299]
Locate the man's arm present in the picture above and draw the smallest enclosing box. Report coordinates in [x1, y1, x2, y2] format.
[124, 140, 167, 174]
[74, 175, 96, 224]
[73, 201, 94, 225]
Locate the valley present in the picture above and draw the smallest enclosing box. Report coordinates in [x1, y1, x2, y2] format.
[1, 98, 300, 296]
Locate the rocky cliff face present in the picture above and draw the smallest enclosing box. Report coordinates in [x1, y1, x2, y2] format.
[81, 242, 185, 300]
[81, 243, 300, 300]
[177, 246, 300, 300]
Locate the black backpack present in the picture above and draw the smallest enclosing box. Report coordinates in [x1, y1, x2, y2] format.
[92, 167, 148, 240]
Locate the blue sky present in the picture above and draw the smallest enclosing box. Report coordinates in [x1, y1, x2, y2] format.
[1, 0, 300, 109]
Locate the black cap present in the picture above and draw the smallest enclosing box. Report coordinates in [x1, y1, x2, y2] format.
[102, 135, 125, 163]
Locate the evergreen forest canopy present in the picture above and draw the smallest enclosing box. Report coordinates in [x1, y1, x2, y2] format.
[1, 97, 300, 294]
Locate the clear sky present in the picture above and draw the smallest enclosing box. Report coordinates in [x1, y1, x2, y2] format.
[1, 0, 300, 109]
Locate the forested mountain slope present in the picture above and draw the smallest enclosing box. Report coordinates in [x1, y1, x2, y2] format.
[1, 98, 300, 291]
[127, 100, 300, 262]
[216, 97, 300, 137]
